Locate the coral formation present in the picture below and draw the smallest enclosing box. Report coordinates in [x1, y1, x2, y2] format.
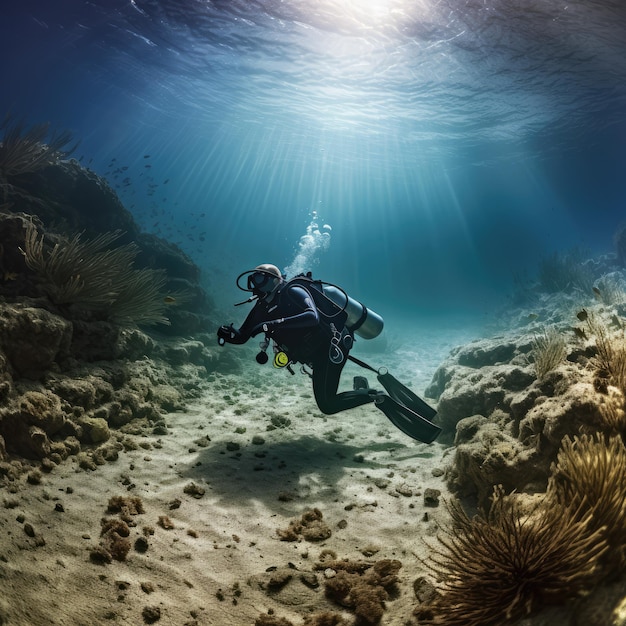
[100, 517, 132, 562]
[107, 495, 145, 519]
[0, 129, 233, 482]
[90, 495, 146, 564]
[586, 313, 626, 391]
[422, 245, 626, 624]
[419, 487, 607, 626]
[427, 286, 626, 506]
[277, 508, 332, 542]
[317, 558, 401, 625]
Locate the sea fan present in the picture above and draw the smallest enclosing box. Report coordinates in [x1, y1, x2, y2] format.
[0, 116, 75, 179]
[21, 221, 169, 325]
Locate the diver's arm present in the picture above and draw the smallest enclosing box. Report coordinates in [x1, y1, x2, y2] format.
[234, 305, 270, 342]
[219, 286, 318, 344]
[218, 306, 265, 345]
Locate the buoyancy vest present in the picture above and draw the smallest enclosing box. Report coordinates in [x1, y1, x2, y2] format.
[270, 274, 352, 366]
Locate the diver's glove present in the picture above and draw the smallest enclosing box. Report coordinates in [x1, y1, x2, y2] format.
[217, 323, 241, 345]
[251, 318, 285, 337]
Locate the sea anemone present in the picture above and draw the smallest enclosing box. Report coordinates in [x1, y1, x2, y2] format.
[548, 432, 626, 573]
[419, 486, 606, 626]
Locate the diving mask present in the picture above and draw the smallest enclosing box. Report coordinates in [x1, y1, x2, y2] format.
[236, 264, 283, 298]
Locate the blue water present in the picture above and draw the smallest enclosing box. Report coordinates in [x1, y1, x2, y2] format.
[2, 0, 626, 323]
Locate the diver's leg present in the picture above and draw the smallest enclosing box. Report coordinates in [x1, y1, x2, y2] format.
[312, 359, 379, 415]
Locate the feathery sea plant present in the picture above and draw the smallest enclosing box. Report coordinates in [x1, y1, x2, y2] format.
[21, 221, 170, 325]
[586, 313, 626, 392]
[21, 223, 133, 306]
[531, 326, 566, 380]
[0, 116, 75, 179]
[419, 487, 607, 626]
[548, 433, 626, 573]
[107, 267, 169, 325]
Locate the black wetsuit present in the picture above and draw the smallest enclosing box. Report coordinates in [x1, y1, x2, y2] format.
[224, 283, 377, 415]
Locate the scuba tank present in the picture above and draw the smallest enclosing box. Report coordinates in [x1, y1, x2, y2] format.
[321, 284, 384, 339]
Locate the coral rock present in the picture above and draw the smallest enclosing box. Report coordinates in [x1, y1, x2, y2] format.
[0, 303, 72, 378]
[78, 417, 111, 444]
[18, 390, 65, 435]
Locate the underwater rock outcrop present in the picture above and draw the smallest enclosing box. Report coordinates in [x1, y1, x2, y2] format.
[426, 296, 626, 508]
[414, 245, 626, 625]
[0, 124, 235, 478]
[1, 134, 211, 335]
[0, 299, 73, 377]
[415, 432, 626, 626]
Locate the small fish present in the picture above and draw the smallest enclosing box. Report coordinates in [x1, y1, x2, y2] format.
[163, 178, 169, 184]
[144, 154, 151, 158]
[527, 313, 538, 321]
[593, 286, 602, 299]
[572, 326, 587, 340]
[163, 295, 176, 304]
[576, 309, 588, 322]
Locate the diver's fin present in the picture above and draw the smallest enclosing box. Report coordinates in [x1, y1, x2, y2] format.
[377, 372, 437, 420]
[374, 395, 441, 444]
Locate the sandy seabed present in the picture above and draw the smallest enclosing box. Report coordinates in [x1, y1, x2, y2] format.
[0, 324, 477, 626]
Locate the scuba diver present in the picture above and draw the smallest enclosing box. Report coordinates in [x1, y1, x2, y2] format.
[217, 264, 441, 443]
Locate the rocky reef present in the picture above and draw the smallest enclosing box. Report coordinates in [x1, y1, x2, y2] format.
[0, 123, 239, 481]
[416, 251, 626, 625]
[427, 273, 626, 508]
